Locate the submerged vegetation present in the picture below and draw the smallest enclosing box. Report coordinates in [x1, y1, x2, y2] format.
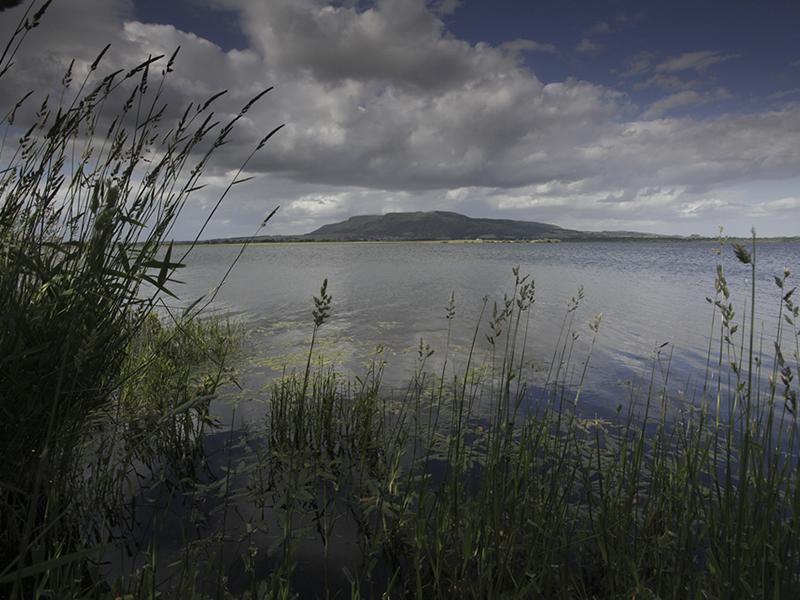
[2, 3, 800, 599]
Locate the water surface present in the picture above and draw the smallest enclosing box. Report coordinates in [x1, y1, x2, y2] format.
[172, 239, 800, 417]
[112, 238, 800, 594]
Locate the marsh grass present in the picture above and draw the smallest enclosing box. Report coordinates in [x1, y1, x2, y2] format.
[3, 3, 800, 598]
[4, 241, 792, 599]
[110, 240, 799, 599]
[0, 310, 243, 598]
[268, 242, 796, 598]
[0, 2, 279, 596]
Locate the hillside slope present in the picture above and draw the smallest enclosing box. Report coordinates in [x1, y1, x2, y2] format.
[305, 210, 582, 240]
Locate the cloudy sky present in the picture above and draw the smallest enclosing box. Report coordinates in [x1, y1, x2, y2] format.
[2, 0, 799, 237]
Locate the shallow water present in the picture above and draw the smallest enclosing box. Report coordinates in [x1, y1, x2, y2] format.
[116, 239, 800, 595]
[168, 239, 800, 418]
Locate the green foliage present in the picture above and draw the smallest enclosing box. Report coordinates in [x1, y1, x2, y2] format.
[139, 256, 795, 599]
[0, 3, 275, 597]
[1, 313, 242, 598]
[115, 314, 240, 465]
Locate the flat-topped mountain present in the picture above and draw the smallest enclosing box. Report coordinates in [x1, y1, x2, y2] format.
[306, 210, 581, 241]
[303, 211, 664, 241]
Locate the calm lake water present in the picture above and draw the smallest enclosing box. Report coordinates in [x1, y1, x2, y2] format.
[171, 239, 800, 419]
[110, 239, 800, 595]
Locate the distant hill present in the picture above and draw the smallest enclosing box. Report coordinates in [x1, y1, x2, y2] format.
[303, 211, 659, 241]
[194, 211, 677, 245]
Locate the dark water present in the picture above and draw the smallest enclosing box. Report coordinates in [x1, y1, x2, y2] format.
[169, 239, 800, 418]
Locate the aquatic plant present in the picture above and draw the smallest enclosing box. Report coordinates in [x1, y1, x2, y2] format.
[236, 246, 799, 599]
[96, 241, 799, 598]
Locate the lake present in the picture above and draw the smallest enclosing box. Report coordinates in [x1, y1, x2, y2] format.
[106, 238, 800, 596]
[171, 239, 800, 420]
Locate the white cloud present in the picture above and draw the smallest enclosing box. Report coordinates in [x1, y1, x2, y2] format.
[634, 73, 697, 91]
[678, 197, 731, 217]
[621, 51, 654, 77]
[285, 192, 349, 218]
[655, 50, 737, 74]
[747, 196, 800, 216]
[642, 88, 731, 119]
[212, 0, 531, 91]
[623, 50, 736, 90]
[500, 38, 556, 56]
[575, 38, 603, 55]
[429, 0, 461, 15]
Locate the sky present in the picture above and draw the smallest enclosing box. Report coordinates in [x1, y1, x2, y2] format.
[1, 0, 799, 237]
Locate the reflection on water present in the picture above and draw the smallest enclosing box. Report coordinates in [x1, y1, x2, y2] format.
[170, 239, 800, 417]
[116, 239, 800, 596]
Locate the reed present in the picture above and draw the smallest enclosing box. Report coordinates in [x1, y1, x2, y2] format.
[253, 247, 798, 599]
[0, 2, 277, 596]
[106, 245, 798, 598]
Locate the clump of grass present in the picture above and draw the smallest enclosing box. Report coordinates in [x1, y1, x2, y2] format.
[90, 313, 241, 492]
[0, 312, 244, 598]
[0, 2, 279, 596]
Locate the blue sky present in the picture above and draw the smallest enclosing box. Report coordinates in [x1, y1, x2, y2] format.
[2, 0, 800, 237]
[449, 0, 799, 97]
[133, 0, 800, 114]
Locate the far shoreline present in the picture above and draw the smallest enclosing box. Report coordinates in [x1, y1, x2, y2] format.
[175, 236, 800, 247]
